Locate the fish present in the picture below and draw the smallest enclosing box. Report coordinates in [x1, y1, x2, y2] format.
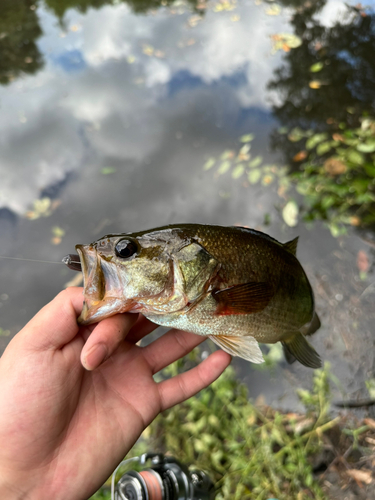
[63, 224, 322, 368]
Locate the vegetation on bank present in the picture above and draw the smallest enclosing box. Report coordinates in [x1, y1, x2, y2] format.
[91, 352, 375, 499]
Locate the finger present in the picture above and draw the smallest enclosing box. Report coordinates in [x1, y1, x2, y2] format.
[126, 315, 159, 344]
[143, 329, 206, 374]
[18, 287, 84, 350]
[158, 350, 231, 411]
[81, 313, 138, 370]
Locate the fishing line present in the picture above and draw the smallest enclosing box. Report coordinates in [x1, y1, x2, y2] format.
[0, 256, 64, 265]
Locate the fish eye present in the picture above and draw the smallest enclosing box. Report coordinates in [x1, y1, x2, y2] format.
[115, 239, 138, 259]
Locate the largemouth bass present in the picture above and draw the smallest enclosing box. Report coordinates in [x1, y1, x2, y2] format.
[63, 224, 322, 368]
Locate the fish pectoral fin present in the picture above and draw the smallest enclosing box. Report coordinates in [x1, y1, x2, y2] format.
[282, 332, 321, 369]
[208, 334, 264, 364]
[212, 282, 274, 315]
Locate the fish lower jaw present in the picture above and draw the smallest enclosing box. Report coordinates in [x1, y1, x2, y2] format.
[78, 297, 135, 325]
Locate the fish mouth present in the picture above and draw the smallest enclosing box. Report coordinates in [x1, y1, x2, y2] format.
[76, 244, 134, 325]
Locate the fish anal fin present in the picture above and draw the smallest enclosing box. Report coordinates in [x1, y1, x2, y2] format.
[282, 332, 321, 369]
[283, 236, 299, 256]
[212, 282, 274, 315]
[208, 334, 264, 364]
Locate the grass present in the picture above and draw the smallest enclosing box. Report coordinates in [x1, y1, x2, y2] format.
[90, 352, 356, 500]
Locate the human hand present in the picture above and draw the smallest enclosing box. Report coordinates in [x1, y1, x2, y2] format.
[0, 287, 231, 500]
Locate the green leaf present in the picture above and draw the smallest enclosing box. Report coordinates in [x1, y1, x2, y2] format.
[357, 141, 375, 153]
[347, 150, 364, 165]
[316, 141, 332, 155]
[248, 169, 261, 184]
[100, 167, 116, 175]
[309, 62, 324, 73]
[240, 133, 255, 142]
[282, 200, 299, 227]
[232, 165, 245, 179]
[203, 157, 216, 170]
[278, 126, 288, 135]
[248, 156, 263, 168]
[217, 161, 231, 175]
[306, 133, 328, 150]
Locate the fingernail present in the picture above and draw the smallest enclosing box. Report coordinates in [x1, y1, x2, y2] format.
[84, 344, 108, 370]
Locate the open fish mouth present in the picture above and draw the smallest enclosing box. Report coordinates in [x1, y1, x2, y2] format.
[74, 245, 133, 325]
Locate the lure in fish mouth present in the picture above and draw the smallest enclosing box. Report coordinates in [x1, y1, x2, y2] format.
[63, 223, 322, 368]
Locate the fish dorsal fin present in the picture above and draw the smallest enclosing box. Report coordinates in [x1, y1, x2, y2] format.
[282, 331, 321, 369]
[283, 236, 299, 256]
[208, 334, 264, 364]
[212, 282, 274, 315]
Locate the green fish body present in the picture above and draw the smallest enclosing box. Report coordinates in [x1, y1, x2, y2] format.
[71, 224, 321, 368]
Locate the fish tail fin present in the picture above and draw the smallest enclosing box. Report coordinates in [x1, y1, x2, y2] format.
[282, 344, 296, 364]
[282, 331, 321, 369]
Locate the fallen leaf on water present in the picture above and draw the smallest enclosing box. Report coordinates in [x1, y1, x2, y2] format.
[309, 62, 324, 72]
[282, 200, 299, 227]
[142, 44, 154, 56]
[25, 197, 52, 220]
[293, 150, 308, 162]
[0, 327, 10, 337]
[101, 167, 117, 175]
[65, 273, 83, 288]
[203, 157, 216, 170]
[231, 14, 240, 21]
[127, 55, 136, 64]
[240, 133, 255, 143]
[51, 226, 66, 245]
[357, 250, 369, 273]
[309, 80, 328, 89]
[271, 33, 302, 53]
[266, 4, 281, 15]
[187, 15, 202, 27]
[346, 469, 373, 485]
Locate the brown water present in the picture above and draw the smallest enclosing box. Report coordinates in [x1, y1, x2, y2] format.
[0, 0, 375, 410]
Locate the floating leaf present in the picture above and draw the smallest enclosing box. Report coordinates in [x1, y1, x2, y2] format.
[217, 161, 231, 175]
[239, 144, 251, 155]
[101, 167, 117, 175]
[248, 156, 263, 168]
[220, 150, 235, 160]
[309, 81, 320, 89]
[309, 62, 324, 73]
[271, 33, 302, 53]
[248, 169, 261, 184]
[0, 327, 10, 337]
[240, 133, 254, 143]
[262, 174, 274, 185]
[232, 165, 245, 179]
[282, 200, 299, 227]
[266, 4, 281, 15]
[203, 157, 216, 170]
